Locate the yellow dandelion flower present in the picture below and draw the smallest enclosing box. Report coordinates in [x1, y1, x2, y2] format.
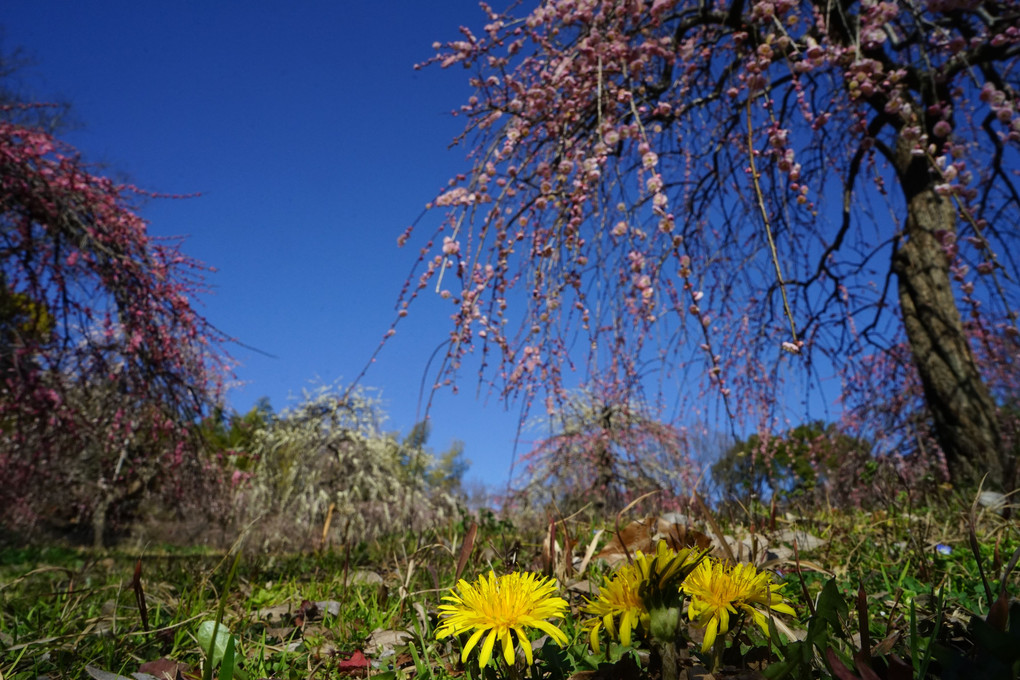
[583, 541, 706, 651]
[435, 571, 569, 668]
[582, 561, 648, 651]
[633, 540, 704, 599]
[634, 540, 706, 642]
[681, 559, 796, 653]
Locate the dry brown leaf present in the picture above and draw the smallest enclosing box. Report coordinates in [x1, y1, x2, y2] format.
[655, 518, 713, 552]
[256, 603, 293, 622]
[597, 516, 713, 567]
[455, 521, 477, 582]
[365, 627, 412, 655]
[137, 657, 196, 680]
[596, 516, 659, 566]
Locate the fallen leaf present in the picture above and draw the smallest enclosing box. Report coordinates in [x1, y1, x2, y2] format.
[315, 599, 342, 617]
[597, 516, 713, 566]
[338, 649, 371, 677]
[263, 625, 299, 642]
[365, 627, 411, 655]
[596, 517, 658, 566]
[256, 603, 293, 622]
[85, 666, 133, 680]
[137, 658, 194, 680]
[566, 579, 598, 596]
[339, 650, 370, 668]
[456, 521, 477, 581]
[345, 569, 383, 586]
[655, 518, 713, 553]
[776, 528, 827, 552]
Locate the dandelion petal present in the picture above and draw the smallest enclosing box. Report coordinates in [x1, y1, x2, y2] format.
[501, 628, 515, 666]
[461, 627, 486, 663]
[516, 628, 534, 665]
[479, 629, 498, 668]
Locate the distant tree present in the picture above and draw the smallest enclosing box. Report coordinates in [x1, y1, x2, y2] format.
[399, 420, 471, 496]
[712, 421, 871, 503]
[197, 399, 274, 479]
[712, 436, 773, 503]
[0, 95, 230, 542]
[400, 0, 1020, 490]
[513, 383, 698, 515]
[428, 439, 471, 496]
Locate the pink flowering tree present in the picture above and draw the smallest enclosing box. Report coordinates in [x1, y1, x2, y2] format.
[397, 0, 1020, 491]
[513, 382, 698, 515]
[0, 106, 230, 544]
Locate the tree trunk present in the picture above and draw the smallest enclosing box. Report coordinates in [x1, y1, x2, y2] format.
[592, 406, 620, 512]
[592, 439, 618, 512]
[891, 141, 1004, 490]
[93, 484, 111, 550]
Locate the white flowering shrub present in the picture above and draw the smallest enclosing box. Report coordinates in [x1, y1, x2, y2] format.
[232, 384, 460, 551]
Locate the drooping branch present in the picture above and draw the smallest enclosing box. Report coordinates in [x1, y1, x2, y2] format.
[398, 0, 1020, 489]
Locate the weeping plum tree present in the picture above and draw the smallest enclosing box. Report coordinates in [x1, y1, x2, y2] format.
[0, 104, 230, 542]
[396, 0, 1020, 491]
[515, 382, 699, 514]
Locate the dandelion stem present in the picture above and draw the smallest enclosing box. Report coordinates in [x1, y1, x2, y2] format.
[654, 638, 682, 680]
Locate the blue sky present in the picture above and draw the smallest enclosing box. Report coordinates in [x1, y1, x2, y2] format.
[3, 1, 535, 487]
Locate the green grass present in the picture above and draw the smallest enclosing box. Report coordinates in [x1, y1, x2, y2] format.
[1, 501, 1017, 679]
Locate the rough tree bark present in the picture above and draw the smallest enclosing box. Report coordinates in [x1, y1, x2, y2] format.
[892, 139, 1004, 489]
[810, 0, 1011, 490]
